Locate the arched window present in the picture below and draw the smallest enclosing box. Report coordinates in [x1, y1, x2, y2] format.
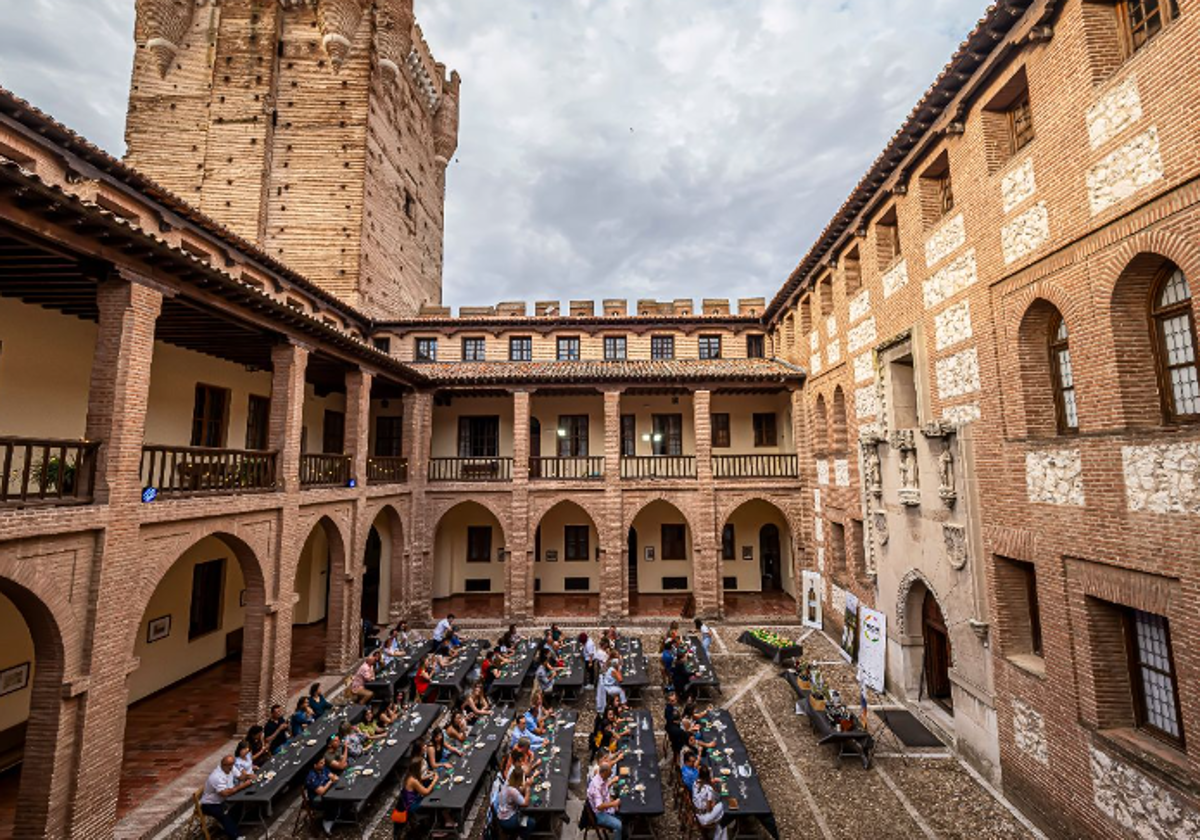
[1049, 313, 1078, 433]
[1152, 267, 1199, 421]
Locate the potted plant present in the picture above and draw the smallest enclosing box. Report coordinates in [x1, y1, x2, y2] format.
[809, 671, 827, 712]
[796, 662, 812, 692]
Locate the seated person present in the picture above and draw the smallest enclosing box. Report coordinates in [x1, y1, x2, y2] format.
[200, 755, 256, 840]
[465, 683, 493, 720]
[534, 649, 558, 697]
[425, 728, 461, 772]
[356, 706, 389, 742]
[349, 651, 380, 706]
[246, 725, 271, 768]
[586, 758, 623, 839]
[325, 734, 350, 773]
[549, 623, 564, 644]
[290, 697, 315, 736]
[307, 682, 332, 718]
[496, 765, 534, 838]
[510, 716, 545, 752]
[397, 619, 420, 646]
[305, 755, 339, 836]
[411, 655, 434, 703]
[693, 765, 730, 840]
[511, 737, 542, 776]
[661, 640, 676, 674]
[680, 748, 700, 792]
[398, 755, 435, 823]
[380, 628, 402, 665]
[263, 704, 291, 753]
[432, 614, 459, 647]
[445, 708, 470, 744]
[338, 721, 365, 758]
[378, 699, 401, 728]
[479, 648, 497, 690]
[232, 740, 255, 781]
[435, 642, 459, 669]
[672, 651, 696, 702]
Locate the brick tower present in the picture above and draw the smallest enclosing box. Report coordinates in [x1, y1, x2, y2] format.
[125, 0, 458, 317]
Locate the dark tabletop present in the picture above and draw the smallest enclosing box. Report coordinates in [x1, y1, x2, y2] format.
[738, 630, 804, 663]
[230, 705, 364, 805]
[489, 639, 539, 692]
[613, 637, 649, 689]
[695, 709, 772, 821]
[323, 704, 440, 806]
[610, 709, 665, 817]
[422, 706, 515, 813]
[430, 639, 484, 696]
[548, 641, 586, 690]
[681, 635, 720, 688]
[523, 710, 578, 815]
[368, 640, 436, 694]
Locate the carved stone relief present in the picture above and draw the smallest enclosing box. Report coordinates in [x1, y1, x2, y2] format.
[943, 524, 967, 570]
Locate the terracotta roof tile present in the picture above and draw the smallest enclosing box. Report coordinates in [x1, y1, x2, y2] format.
[415, 358, 805, 386]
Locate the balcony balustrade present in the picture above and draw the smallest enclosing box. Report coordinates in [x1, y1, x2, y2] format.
[1, 437, 99, 507]
[529, 456, 605, 480]
[141, 444, 276, 497]
[300, 453, 352, 488]
[620, 455, 696, 480]
[428, 456, 514, 482]
[367, 456, 409, 485]
[713, 454, 799, 479]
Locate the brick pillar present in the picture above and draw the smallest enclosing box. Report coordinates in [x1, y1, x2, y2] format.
[692, 389, 719, 617]
[345, 368, 372, 484]
[405, 391, 434, 622]
[509, 390, 532, 620]
[789, 387, 811, 585]
[602, 388, 626, 619]
[269, 341, 309, 492]
[70, 274, 163, 839]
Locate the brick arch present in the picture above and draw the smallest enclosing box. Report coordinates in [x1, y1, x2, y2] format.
[1102, 228, 1200, 296]
[1014, 296, 1073, 437]
[129, 528, 270, 730]
[0, 575, 71, 838]
[366, 504, 406, 625]
[716, 494, 804, 543]
[529, 494, 605, 537]
[294, 516, 352, 671]
[895, 567, 944, 637]
[622, 493, 696, 535]
[428, 496, 510, 547]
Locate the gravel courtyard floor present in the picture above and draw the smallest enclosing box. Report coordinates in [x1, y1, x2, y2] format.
[158, 621, 1042, 840]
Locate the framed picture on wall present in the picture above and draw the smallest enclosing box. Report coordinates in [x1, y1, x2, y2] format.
[545, 549, 558, 562]
[0, 662, 30, 696]
[147, 614, 171, 644]
[644, 546, 655, 562]
[742, 546, 754, 561]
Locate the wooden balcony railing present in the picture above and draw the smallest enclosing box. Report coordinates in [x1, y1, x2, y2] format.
[141, 445, 276, 497]
[300, 453, 352, 487]
[620, 455, 696, 480]
[529, 456, 605, 480]
[428, 457, 513, 482]
[713, 454, 799, 479]
[367, 456, 409, 484]
[1, 437, 99, 507]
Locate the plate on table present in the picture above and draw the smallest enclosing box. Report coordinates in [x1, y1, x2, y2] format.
[454, 775, 464, 783]
[727, 798, 740, 810]
[362, 768, 375, 777]
[720, 768, 732, 775]
[634, 784, 645, 792]
[306, 739, 318, 746]
[265, 771, 277, 780]
[386, 739, 398, 746]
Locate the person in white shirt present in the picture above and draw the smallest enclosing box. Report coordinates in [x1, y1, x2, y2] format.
[692, 765, 728, 840]
[397, 619, 420, 646]
[586, 758, 622, 839]
[580, 632, 597, 689]
[232, 740, 254, 781]
[495, 765, 533, 837]
[597, 654, 626, 714]
[593, 640, 611, 709]
[433, 614, 456, 645]
[200, 755, 255, 839]
[694, 618, 714, 656]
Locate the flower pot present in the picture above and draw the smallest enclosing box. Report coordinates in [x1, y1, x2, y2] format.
[838, 717, 854, 732]
[798, 678, 812, 692]
[809, 694, 826, 712]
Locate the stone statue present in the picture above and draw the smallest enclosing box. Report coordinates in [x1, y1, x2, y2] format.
[939, 446, 955, 495]
[864, 445, 883, 496]
[899, 448, 917, 488]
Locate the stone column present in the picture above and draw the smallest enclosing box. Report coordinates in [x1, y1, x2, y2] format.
[509, 390, 532, 620]
[70, 273, 163, 839]
[345, 368, 372, 484]
[692, 389, 719, 617]
[268, 341, 310, 492]
[344, 368, 373, 656]
[602, 388, 626, 619]
[405, 391, 434, 622]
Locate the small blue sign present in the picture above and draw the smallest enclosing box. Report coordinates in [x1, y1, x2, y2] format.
[347, 478, 357, 488]
[142, 487, 158, 503]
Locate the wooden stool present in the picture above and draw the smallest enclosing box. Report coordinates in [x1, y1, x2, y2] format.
[187, 790, 213, 840]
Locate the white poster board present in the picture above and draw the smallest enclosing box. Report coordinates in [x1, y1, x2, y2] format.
[856, 604, 887, 692]
[801, 571, 823, 630]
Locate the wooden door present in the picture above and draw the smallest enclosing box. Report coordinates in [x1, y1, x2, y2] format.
[922, 591, 953, 710]
[361, 527, 381, 625]
[627, 528, 639, 592]
[760, 524, 781, 590]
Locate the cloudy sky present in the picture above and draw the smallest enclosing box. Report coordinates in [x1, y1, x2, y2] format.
[0, 0, 985, 310]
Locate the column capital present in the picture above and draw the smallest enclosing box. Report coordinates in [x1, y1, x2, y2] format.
[113, 265, 178, 299]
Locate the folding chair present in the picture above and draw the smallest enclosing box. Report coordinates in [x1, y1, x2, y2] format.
[580, 802, 612, 839]
[292, 787, 318, 838]
[187, 789, 213, 840]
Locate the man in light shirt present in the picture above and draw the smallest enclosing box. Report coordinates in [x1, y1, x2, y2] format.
[432, 613, 456, 645]
[349, 651, 379, 705]
[587, 758, 622, 839]
[200, 754, 255, 839]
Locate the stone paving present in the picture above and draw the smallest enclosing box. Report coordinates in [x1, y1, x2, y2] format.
[152, 621, 1042, 840]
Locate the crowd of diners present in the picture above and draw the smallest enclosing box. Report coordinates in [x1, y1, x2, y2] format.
[197, 614, 727, 839]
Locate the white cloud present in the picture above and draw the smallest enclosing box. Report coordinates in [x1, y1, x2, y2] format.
[0, 0, 985, 310]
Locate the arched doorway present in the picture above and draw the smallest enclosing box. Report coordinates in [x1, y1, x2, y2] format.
[363, 527, 382, 625]
[432, 501, 505, 618]
[721, 499, 796, 618]
[0, 580, 68, 838]
[364, 506, 404, 628]
[533, 500, 600, 617]
[292, 517, 348, 677]
[628, 500, 693, 617]
[120, 533, 266, 818]
[922, 591, 953, 712]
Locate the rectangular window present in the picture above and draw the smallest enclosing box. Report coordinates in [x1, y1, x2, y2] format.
[652, 414, 683, 456]
[620, 415, 636, 457]
[650, 335, 675, 360]
[746, 334, 765, 358]
[920, 151, 954, 227]
[604, 336, 627, 360]
[466, 526, 493, 563]
[322, 410, 345, 454]
[191, 384, 229, 447]
[372, 336, 391, 354]
[698, 335, 722, 360]
[245, 394, 270, 450]
[509, 336, 532, 362]
[998, 557, 1045, 660]
[661, 524, 687, 560]
[374, 415, 404, 457]
[557, 415, 589, 457]
[1125, 608, 1184, 746]
[462, 337, 487, 361]
[1007, 91, 1035, 154]
[457, 416, 500, 458]
[711, 413, 731, 448]
[722, 524, 735, 560]
[753, 413, 778, 447]
[557, 336, 581, 361]
[876, 206, 901, 267]
[564, 525, 590, 561]
[188, 558, 224, 640]
[415, 338, 438, 362]
[1120, 0, 1180, 54]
